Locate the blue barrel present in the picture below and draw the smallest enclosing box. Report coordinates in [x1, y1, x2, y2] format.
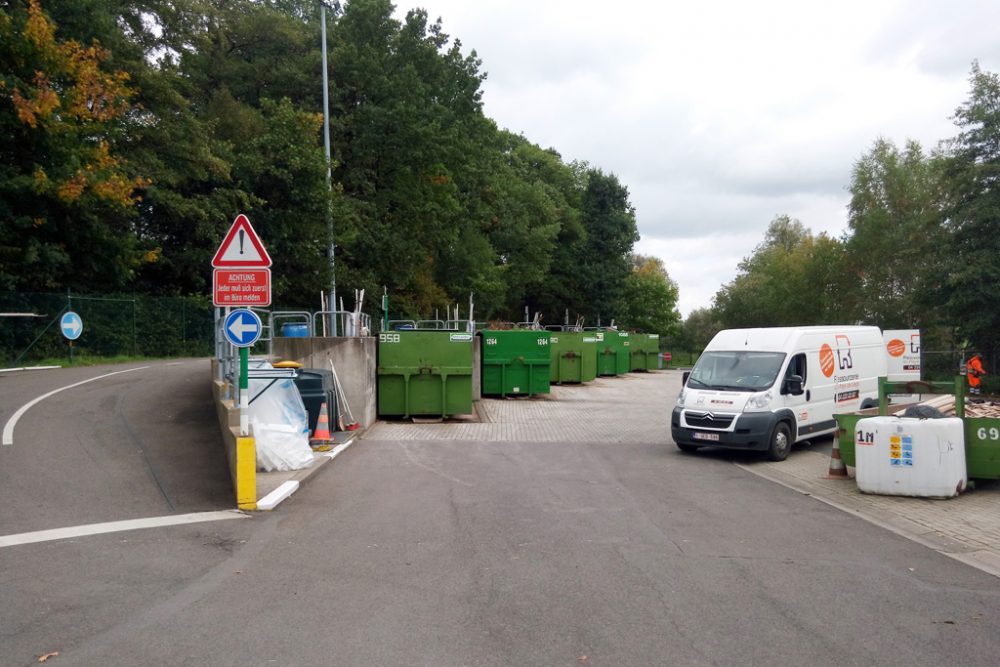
[281, 323, 309, 338]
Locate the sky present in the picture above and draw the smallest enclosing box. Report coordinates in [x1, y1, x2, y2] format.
[391, 0, 1000, 317]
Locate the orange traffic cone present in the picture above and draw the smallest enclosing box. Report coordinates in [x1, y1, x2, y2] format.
[310, 401, 334, 447]
[826, 434, 849, 479]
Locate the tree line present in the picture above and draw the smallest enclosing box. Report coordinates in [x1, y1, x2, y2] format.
[675, 62, 1000, 367]
[0, 0, 681, 335]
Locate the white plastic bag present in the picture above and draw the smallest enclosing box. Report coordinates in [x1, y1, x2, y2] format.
[248, 377, 315, 472]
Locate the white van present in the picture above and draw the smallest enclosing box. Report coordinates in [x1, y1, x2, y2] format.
[671, 326, 887, 461]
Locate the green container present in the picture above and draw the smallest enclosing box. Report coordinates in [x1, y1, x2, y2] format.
[964, 418, 1000, 480]
[630, 333, 660, 372]
[549, 330, 598, 384]
[646, 334, 661, 371]
[480, 330, 552, 397]
[593, 331, 618, 376]
[609, 330, 632, 375]
[378, 330, 474, 418]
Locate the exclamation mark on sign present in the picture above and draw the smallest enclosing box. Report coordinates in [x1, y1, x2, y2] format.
[238, 229, 245, 255]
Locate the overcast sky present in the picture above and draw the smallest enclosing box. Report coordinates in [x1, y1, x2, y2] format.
[391, 0, 1000, 317]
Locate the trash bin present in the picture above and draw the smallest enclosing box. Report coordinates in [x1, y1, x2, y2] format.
[292, 369, 337, 433]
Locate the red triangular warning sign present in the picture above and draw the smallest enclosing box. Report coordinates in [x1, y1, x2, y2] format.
[212, 214, 272, 268]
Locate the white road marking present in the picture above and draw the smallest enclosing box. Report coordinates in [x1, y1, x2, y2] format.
[324, 437, 355, 459]
[0, 366, 61, 373]
[0, 510, 249, 549]
[2, 366, 150, 446]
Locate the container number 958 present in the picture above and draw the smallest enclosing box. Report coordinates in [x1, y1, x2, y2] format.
[379, 333, 400, 343]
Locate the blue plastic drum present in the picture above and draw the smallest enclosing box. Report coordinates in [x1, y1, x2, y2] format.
[281, 323, 309, 338]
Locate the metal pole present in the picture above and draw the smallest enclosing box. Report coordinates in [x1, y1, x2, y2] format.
[240, 347, 249, 436]
[321, 2, 337, 337]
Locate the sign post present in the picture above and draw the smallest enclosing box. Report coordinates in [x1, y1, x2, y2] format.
[223, 308, 263, 435]
[214, 214, 271, 437]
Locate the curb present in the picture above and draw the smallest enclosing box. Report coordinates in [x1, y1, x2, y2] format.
[256, 436, 357, 511]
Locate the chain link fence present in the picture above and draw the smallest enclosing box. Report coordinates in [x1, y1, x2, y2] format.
[1, 291, 215, 366]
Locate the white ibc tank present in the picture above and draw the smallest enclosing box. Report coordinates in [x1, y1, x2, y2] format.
[854, 416, 966, 498]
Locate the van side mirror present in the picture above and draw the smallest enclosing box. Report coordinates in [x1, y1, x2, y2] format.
[682, 371, 690, 385]
[784, 374, 804, 395]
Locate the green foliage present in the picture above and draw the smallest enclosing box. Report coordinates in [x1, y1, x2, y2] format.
[2, 0, 653, 334]
[940, 61, 1000, 357]
[618, 254, 681, 335]
[846, 138, 946, 327]
[714, 216, 849, 327]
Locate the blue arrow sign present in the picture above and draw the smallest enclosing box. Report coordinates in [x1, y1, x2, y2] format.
[223, 309, 262, 347]
[60, 311, 83, 340]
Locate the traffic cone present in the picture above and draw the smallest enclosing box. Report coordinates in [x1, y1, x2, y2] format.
[310, 401, 334, 447]
[826, 434, 849, 479]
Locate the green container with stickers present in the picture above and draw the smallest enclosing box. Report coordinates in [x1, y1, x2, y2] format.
[377, 329, 474, 418]
[592, 330, 618, 376]
[629, 333, 661, 371]
[549, 330, 598, 384]
[480, 329, 552, 397]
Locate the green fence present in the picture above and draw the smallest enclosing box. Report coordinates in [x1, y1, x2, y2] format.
[1, 291, 215, 365]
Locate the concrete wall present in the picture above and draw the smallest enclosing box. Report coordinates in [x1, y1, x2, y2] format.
[271, 337, 377, 431]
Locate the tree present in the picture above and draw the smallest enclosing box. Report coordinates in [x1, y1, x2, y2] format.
[845, 138, 946, 328]
[713, 215, 849, 327]
[618, 254, 681, 335]
[941, 61, 1000, 358]
[575, 168, 639, 324]
[0, 0, 148, 291]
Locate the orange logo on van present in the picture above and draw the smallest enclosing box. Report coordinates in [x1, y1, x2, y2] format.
[886, 338, 906, 357]
[819, 344, 835, 377]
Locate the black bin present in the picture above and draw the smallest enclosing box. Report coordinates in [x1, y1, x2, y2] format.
[293, 369, 338, 433]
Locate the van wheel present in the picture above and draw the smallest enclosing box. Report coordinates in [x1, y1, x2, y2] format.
[766, 422, 792, 461]
[676, 442, 700, 453]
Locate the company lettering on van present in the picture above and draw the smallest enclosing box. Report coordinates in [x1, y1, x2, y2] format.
[820, 335, 853, 379]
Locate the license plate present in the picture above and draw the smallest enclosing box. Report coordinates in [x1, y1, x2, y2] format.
[693, 432, 720, 442]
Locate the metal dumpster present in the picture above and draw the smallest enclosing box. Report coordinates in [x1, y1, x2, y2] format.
[645, 334, 661, 371]
[610, 330, 632, 375]
[549, 329, 598, 384]
[593, 331, 618, 376]
[480, 329, 551, 397]
[630, 333, 660, 372]
[377, 329, 474, 418]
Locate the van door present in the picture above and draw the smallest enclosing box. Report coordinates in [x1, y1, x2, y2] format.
[781, 353, 810, 440]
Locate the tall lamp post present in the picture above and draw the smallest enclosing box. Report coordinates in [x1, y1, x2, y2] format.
[321, 1, 338, 336]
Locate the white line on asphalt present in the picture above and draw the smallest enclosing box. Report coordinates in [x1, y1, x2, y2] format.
[0, 510, 249, 549]
[2, 366, 150, 446]
[0, 366, 61, 374]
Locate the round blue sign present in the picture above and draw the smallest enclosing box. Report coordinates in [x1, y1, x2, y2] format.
[60, 311, 83, 341]
[223, 309, 263, 347]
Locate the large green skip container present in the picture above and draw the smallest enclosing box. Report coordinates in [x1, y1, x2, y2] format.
[549, 330, 598, 384]
[378, 330, 474, 418]
[630, 333, 660, 372]
[591, 329, 631, 376]
[481, 330, 551, 397]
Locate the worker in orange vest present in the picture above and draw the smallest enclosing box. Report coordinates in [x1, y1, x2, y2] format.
[967, 351, 986, 395]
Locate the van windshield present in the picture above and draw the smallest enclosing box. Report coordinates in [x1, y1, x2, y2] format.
[687, 351, 786, 391]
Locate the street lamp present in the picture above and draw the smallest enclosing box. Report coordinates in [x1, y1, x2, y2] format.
[321, 1, 339, 336]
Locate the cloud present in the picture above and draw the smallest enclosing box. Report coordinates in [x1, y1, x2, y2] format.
[397, 0, 1000, 317]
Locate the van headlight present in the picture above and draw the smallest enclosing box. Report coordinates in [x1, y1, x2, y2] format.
[744, 391, 772, 412]
[676, 389, 687, 407]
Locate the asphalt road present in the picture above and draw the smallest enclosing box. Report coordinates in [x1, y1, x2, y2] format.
[0, 359, 234, 532]
[1, 366, 999, 666]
